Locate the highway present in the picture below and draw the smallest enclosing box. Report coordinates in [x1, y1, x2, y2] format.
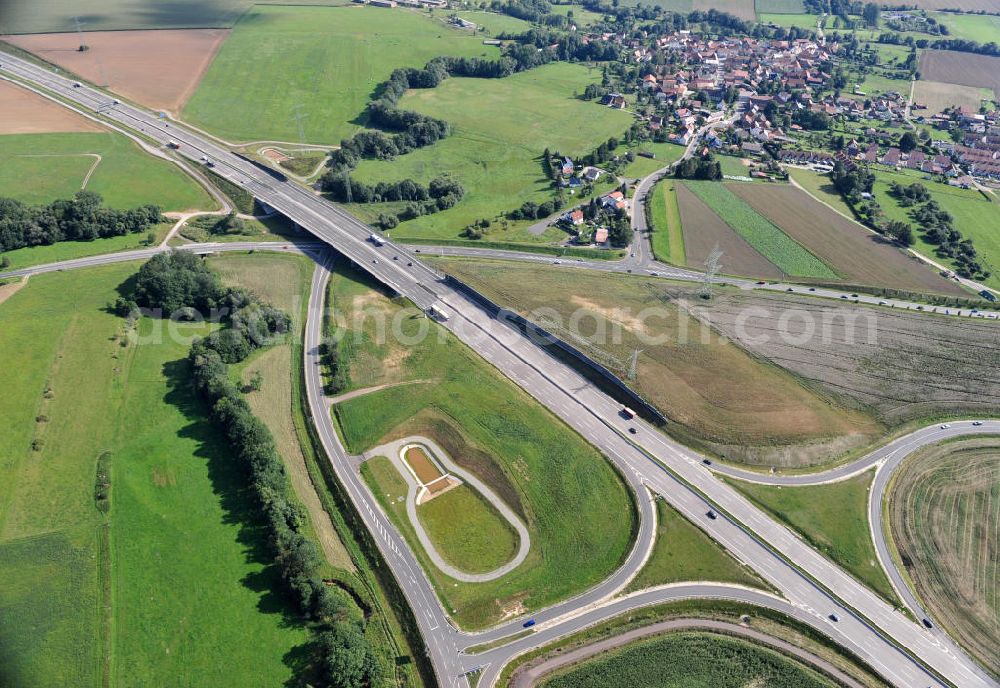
[3, 51, 997, 688]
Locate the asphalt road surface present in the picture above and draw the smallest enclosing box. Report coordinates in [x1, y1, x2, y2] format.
[2, 52, 997, 688]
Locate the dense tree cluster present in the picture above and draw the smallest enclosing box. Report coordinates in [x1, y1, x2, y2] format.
[830, 161, 875, 201]
[674, 156, 723, 180]
[912, 201, 990, 278]
[888, 181, 930, 207]
[0, 191, 162, 253]
[792, 109, 830, 131]
[132, 251, 224, 315]
[126, 254, 385, 687]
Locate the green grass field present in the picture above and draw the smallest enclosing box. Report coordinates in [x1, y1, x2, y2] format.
[456, 10, 531, 34]
[328, 264, 635, 629]
[0, 132, 214, 210]
[620, 142, 686, 179]
[0, 263, 310, 686]
[647, 180, 685, 264]
[627, 500, 763, 592]
[361, 456, 519, 574]
[538, 632, 837, 688]
[872, 168, 1000, 289]
[352, 61, 631, 244]
[183, 5, 498, 144]
[728, 471, 901, 606]
[682, 181, 838, 278]
[0, 0, 358, 33]
[757, 12, 818, 27]
[935, 11, 1000, 43]
[418, 484, 519, 573]
[548, 4, 608, 27]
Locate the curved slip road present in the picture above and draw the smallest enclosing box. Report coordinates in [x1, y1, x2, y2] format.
[508, 616, 867, 688]
[3, 52, 997, 688]
[707, 422, 1000, 654]
[364, 436, 532, 583]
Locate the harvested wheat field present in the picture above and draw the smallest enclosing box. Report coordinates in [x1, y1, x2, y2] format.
[6, 29, 229, 113]
[912, 79, 990, 115]
[888, 437, 999, 677]
[918, 50, 1000, 98]
[701, 291, 1000, 426]
[729, 183, 965, 295]
[0, 80, 103, 134]
[675, 182, 784, 279]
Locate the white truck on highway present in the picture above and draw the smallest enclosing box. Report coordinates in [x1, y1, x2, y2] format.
[427, 304, 450, 322]
[368, 233, 386, 246]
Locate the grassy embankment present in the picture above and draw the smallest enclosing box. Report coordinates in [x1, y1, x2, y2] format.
[496, 598, 889, 688]
[327, 263, 636, 629]
[430, 257, 878, 467]
[626, 500, 765, 592]
[647, 180, 685, 264]
[537, 632, 838, 688]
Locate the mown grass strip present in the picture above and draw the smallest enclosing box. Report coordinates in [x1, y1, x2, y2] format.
[683, 181, 837, 278]
[648, 180, 685, 265]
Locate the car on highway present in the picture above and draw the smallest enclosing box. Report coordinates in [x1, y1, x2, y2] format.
[922, 618, 934, 629]
[620, 406, 636, 419]
[973, 421, 983, 426]
[940, 424, 951, 429]
[702, 458, 712, 466]
[829, 613, 840, 622]
[756, 280, 766, 285]
[72, 81, 82, 87]
[522, 619, 536, 628]
[706, 510, 717, 520]
[850, 293, 858, 297]
[628, 427, 637, 434]
[808, 287, 816, 292]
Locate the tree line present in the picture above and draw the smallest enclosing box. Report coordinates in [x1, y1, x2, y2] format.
[121, 252, 385, 687]
[0, 191, 162, 253]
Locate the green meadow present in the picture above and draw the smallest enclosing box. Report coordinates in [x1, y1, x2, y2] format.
[184, 5, 498, 144]
[352, 61, 631, 243]
[0, 262, 315, 687]
[0, 132, 214, 210]
[872, 169, 1000, 289]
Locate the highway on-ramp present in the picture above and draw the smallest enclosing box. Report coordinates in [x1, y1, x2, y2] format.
[3, 52, 997, 688]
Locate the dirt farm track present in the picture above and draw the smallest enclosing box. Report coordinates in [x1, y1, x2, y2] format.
[5, 29, 230, 113]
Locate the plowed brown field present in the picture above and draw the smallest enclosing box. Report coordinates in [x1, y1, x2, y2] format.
[730, 183, 965, 295]
[7, 29, 229, 113]
[918, 50, 1000, 99]
[0, 80, 103, 134]
[675, 182, 784, 279]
